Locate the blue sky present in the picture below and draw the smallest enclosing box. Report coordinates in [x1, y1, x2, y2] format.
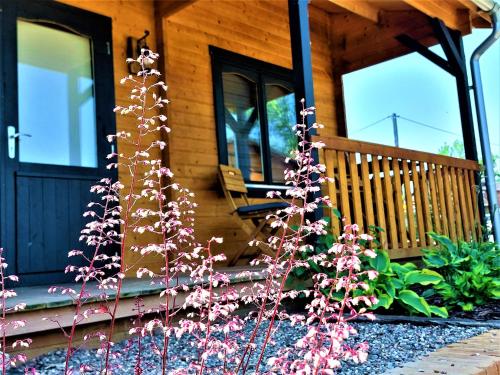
[343, 28, 499, 159]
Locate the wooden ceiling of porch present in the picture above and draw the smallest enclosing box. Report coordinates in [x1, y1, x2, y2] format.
[152, 0, 492, 74]
[311, 0, 492, 73]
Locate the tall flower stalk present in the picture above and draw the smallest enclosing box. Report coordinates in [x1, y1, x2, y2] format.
[0, 249, 31, 374]
[44, 49, 378, 374]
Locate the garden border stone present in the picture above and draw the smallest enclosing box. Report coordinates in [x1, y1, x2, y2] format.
[383, 329, 500, 374]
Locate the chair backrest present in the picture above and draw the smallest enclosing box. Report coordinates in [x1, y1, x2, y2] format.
[218, 164, 249, 211]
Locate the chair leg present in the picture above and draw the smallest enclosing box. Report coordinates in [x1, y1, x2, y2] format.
[228, 218, 269, 266]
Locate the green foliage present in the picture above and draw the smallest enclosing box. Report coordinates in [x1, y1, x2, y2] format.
[422, 233, 500, 311]
[438, 139, 500, 182]
[363, 250, 448, 318]
[288, 221, 449, 318]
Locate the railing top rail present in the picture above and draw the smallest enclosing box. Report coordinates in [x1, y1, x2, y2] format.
[313, 136, 480, 171]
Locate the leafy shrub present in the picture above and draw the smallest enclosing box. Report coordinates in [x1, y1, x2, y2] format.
[422, 233, 500, 311]
[362, 250, 448, 318]
[293, 222, 448, 318]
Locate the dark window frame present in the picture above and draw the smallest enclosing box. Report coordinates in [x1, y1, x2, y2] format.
[210, 46, 296, 195]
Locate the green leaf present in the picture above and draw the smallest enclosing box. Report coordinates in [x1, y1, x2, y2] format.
[423, 253, 448, 268]
[308, 260, 321, 274]
[429, 305, 449, 318]
[489, 287, 500, 299]
[369, 250, 390, 273]
[332, 208, 342, 219]
[391, 262, 416, 279]
[384, 279, 396, 298]
[392, 278, 405, 290]
[372, 294, 393, 310]
[429, 232, 457, 254]
[459, 302, 475, 312]
[398, 290, 431, 316]
[404, 269, 444, 286]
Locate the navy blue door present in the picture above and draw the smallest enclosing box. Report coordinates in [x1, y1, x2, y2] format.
[0, 0, 116, 285]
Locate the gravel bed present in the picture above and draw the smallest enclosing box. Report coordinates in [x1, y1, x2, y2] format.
[12, 321, 488, 374]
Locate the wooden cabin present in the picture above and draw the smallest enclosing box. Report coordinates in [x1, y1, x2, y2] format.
[0, 0, 493, 347]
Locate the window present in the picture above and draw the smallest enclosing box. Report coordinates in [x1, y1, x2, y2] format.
[211, 47, 297, 188]
[17, 20, 98, 167]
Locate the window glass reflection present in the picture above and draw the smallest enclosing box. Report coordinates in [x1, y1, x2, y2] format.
[17, 20, 97, 167]
[266, 84, 296, 183]
[223, 72, 264, 182]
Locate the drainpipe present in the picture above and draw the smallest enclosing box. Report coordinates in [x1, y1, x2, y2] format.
[469, 0, 500, 243]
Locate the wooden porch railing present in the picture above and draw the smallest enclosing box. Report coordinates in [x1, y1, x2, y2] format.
[313, 136, 482, 258]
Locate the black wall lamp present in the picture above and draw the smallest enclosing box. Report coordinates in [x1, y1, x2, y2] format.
[126, 30, 151, 74]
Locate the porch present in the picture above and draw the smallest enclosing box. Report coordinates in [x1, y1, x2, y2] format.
[4, 267, 266, 357]
[154, 0, 491, 264]
[0, 0, 496, 363]
[315, 136, 482, 258]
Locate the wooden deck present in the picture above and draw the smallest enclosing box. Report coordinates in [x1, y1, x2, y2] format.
[315, 136, 482, 258]
[4, 266, 266, 338]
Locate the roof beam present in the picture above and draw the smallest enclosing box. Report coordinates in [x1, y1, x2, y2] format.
[431, 18, 465, 74]
[456, 0, 492, 25]
[402, 0, 470, 31]
[327, 0, 379, 23]
[155, 0, 197, 19]
[395, 34, 453, 74]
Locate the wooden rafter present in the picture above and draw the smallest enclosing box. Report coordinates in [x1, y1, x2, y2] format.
[155, 0, 197, 19]
[456, 0, 492, 23]
[395, 34, 453, 74]
[401, 0, 471, 31]
[327, 0, 379, 23]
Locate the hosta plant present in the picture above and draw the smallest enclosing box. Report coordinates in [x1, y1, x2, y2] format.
[422, 233, 500, 311]
[364, 250, 448, 318]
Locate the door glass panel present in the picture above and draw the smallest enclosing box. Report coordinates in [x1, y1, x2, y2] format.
[17, 20, 97, 167]
[265, 84, 296, 183]
[222, 72, 263, 182]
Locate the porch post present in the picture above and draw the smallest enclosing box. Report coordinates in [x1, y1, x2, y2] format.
[288, 0, 315, 127]
[288, 0, 324, 230]
[450, 30, 487, 232]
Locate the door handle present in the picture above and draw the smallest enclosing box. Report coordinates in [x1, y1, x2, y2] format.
[7, 126, 32, 159]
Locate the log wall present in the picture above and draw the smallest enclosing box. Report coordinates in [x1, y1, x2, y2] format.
[58, 0, 163, 274]
[164, 0, 338, 263]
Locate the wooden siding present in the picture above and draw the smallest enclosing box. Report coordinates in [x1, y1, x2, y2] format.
[58, 0, 163, 274]
[164, 0, 337, 263]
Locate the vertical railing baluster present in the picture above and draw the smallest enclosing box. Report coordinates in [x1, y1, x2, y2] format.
[349, 153, 363, 231]
[337, 151, 351, 225]
[372, 156, 387, 248]
[392, 158, 407, 249]
[382, 157, 398, 250]
[325, 149, 340, 238]
[361, 154, 375, 232]
[411, 161, 426, 247]
[443, 167, 457, 242]
[403, 160, 417, 248]
[450, 168, 464, 239]
[428, 163, 442, 234]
